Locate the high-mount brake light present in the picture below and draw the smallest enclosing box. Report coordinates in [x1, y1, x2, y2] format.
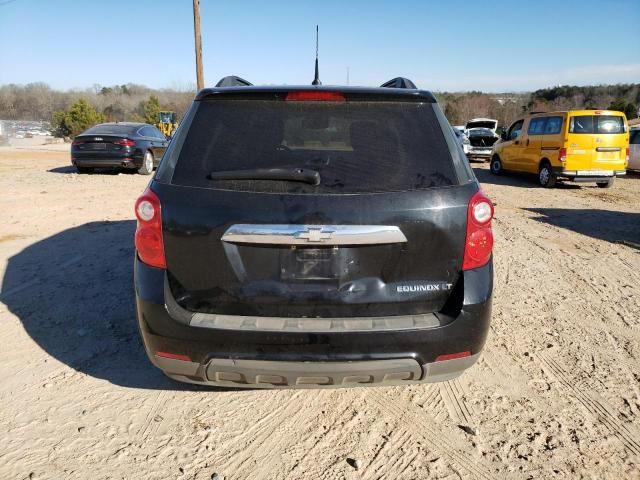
[134, 188, 166, 268]
[285, 91, 345, 102]
[462, 191, 494, 271]
[114, 138, 136, 147]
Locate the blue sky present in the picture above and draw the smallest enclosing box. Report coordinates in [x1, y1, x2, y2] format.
[1, 0, 639, 92]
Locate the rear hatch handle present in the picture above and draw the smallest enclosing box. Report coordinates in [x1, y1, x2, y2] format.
[221, 224, 408, 246]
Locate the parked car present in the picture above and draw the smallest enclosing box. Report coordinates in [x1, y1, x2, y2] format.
[465, 118, 499, 161]
[491, 110, 629, 188]
[451, 125, 470, 155]
[629, 128, 640, 171]
[71, 122, 168, 174]
[133, 76, 494, 389]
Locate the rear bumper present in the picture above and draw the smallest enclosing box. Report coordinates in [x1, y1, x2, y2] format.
[466, 147, 493, 159]
[134, 257, 493, 388]
[552, 168, 626, 182]
[71, 151, 143, 169]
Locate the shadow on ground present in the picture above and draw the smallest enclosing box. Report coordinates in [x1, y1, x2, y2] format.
[472, 166, 581, 189]
[526, 208, 640, 244]
[0, 221, 203, 390]
[48, 166, 134, 175]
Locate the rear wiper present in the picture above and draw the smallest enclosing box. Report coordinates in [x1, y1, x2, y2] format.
[208, 167, 321, 185]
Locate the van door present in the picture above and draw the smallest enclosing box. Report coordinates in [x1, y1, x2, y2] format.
[592, 114, 627, 172]
[500, 119, 525, 170]
[541, 115, 566, 168]
[566, 114, 595, 172]
[522, 117, 546, 172]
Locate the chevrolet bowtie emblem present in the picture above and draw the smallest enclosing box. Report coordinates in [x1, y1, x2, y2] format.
[294, 227, 335, 242]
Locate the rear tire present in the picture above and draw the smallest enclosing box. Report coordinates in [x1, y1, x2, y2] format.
[538, 162, 557, 188]
[596, 177, 614, 188]
[490, 156, 503, 175]
[138, 151, 154, 175]
[76, 166, 93, 174]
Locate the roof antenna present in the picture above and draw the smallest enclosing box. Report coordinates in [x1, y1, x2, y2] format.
[311, 25, 321, 85]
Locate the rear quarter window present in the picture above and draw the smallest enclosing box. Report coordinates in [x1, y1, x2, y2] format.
[167, 99, 460, 194]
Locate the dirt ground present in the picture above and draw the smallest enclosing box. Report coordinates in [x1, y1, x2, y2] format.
[0, 144, 639, 480]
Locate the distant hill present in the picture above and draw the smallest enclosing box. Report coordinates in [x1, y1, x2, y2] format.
[437, 84, 639, 127]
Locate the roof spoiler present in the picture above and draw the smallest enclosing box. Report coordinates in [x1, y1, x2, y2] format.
[214, 76, 253, 87]
[380, 77, 417, 89]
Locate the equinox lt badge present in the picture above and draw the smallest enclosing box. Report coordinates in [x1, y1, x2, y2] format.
[396, 283, 453, 293]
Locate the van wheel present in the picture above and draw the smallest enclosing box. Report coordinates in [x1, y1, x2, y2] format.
[490, 156, 503, 175]
[538, 163, 557, 188]
[138, 151, 154, 175]
[596, 178, 614, 188]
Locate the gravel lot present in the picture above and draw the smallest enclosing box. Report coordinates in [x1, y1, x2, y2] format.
[1, 144, 639, 479]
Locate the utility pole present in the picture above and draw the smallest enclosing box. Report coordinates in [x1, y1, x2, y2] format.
[193, 0, 204, 90]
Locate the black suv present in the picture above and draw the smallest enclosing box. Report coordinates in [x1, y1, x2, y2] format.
[134, 76, 494, 388]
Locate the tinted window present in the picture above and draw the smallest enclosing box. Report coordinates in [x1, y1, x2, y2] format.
[140, 126, 157, 137]
[630, 130, 640, 144]
[83, 124, 137, 135]
[569, 115, 625, 134]
[170, 100, 457, 194]
[152, 126, 166, 139]
[544, 116, 563, 134]
[528, 118, 547, 135]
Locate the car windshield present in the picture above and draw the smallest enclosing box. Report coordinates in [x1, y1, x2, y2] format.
[167, 99, 458, 194]
[83, 124, 137, 135]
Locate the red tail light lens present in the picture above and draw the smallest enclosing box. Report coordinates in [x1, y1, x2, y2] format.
[114, 138, 136, 147]
[286, 91, 345, 102]
[71, 140, 85, 146]
[436, 351, 471, 362]
[626, 147, 630, 162]
[134, 188, 166, 268]
[156, 351, 192, 362]
[462, 191, 494, 271]
[559, 147, 567, 162]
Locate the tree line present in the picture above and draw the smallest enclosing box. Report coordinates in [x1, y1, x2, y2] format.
[438, 83, 639, 127]
[1, 82, 638, 137]
[0, 82, 194, 136]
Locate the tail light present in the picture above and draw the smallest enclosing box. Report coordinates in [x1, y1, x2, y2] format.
[462, 190, 494, 271]
[134, 188, 166, 268]
[71, 140, 85, 146]
[114, 138, 136, 147]
[286, 91, 345, 102]
[559, 147, 567, 162]
[626, 147, 630, 163]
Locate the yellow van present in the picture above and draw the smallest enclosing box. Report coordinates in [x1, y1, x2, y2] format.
[491, 110, 629, 188]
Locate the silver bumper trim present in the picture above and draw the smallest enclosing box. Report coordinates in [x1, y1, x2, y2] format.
[158, 354, 481, 388]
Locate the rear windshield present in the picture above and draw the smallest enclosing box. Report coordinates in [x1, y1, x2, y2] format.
[82, 124, 138, 135]
[466, 120, 496, 130]
[167, 100, 458, 193]
[569, 115, 626, 134]
[630, 129, 640, 144]
[468, 128, 495, 137]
